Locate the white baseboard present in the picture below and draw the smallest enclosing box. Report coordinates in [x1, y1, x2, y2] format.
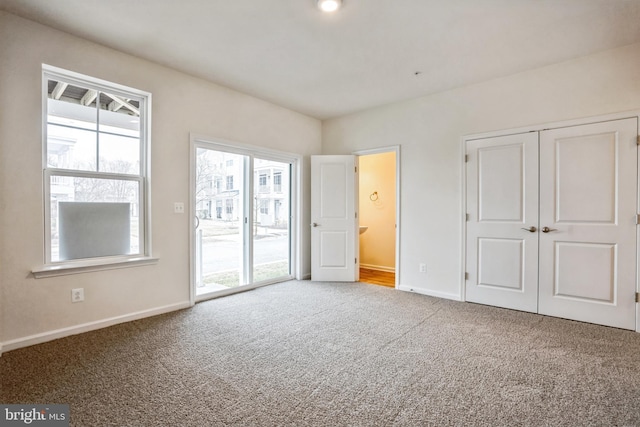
[360, 263, 395, 273]
[0, 301, 191, 356]
[397, 285, 462, 301]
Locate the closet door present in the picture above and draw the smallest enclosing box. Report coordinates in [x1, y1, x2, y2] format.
[538, 118, 638, 330]
[466, 132, 539, 312]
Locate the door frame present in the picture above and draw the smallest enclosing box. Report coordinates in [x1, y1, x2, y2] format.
[460, 110, 640, 332]
[189, 133, 302, 305]
[353, 145, 401, 288]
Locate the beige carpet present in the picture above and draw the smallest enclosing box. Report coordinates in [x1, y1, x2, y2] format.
[2, 280, 640, 426]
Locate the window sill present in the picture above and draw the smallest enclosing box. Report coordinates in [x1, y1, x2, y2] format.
[32, 256, 159, 279]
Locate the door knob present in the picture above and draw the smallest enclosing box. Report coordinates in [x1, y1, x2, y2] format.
[520, 226, 537, 233]
[541, 226, 557, 233]
[312, 223, 319, 227]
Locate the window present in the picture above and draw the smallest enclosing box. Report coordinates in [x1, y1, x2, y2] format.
[259, 199, 269, 214]
[226, 175, 234, 190]
[42, 65, 150, 265]
[226, 199, 234, 215]
[259, 173, 269, 193]
[274, 172, 282, 192]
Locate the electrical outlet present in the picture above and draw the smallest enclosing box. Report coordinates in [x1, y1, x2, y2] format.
[174, 202, 185, 214]
[419, 263, 427, 273]
[71, 288, 84, 303]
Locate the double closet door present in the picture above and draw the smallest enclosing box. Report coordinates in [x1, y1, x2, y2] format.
[465, 118, 638, 330]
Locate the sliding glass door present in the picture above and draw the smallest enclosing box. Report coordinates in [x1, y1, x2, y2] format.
[194, 148, 247, 292]
[252, 158, 291, 282]
[192, 140, 296, 299]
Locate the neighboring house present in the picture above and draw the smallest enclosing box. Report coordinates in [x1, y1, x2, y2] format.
[195, 155, 289, 228]
[254, 159, 289, 228]
[195, 152, 242, 221]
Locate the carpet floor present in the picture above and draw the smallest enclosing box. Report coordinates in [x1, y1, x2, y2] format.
[2, 280, 640, 426]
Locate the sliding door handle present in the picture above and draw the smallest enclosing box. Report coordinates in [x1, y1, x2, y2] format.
[521, 226, 537, 232]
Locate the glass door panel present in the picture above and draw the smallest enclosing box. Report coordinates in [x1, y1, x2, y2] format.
[252, 159, 291, 282]
[195, 148, 246, 294]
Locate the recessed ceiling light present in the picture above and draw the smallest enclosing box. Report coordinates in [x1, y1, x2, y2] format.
[318, 0, 342, 12]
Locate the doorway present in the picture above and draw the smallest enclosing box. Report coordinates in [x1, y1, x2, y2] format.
[191, 137, 299, 302]
[356, 147, 399, 288]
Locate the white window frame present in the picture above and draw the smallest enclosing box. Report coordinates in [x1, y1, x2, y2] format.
[33, 65, 156, 278]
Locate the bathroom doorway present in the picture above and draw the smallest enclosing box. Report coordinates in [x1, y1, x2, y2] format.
[355, 146, 399, 288]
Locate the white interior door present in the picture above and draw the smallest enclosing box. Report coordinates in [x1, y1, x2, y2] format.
[538, 118, 638, 330]
[311, 155, 358, 282]
[466, 132, 539, 312]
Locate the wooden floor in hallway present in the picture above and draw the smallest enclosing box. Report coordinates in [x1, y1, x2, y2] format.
[359, 268, 395, 288]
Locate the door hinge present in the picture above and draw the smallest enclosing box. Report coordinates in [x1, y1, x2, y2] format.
[355, 258, 358, 264]
[355, 212, 358, 219]
[636, 214, 640, 225]
[636, 292, 640, 303]
[355, 166, 357, 173]
[637, 135, 640, 146]
[464, 272, 469, 280]
[466, 213, 470, 221]
[464, 154, 469, 163]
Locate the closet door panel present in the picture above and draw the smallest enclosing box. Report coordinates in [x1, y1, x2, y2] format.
[465, 132, 539, 313]
[538, 118, 637, 330]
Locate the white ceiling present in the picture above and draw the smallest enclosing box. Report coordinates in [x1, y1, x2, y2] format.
[2, 0, 640, 119]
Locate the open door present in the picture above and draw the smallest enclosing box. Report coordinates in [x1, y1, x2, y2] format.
[311, 155, 358, 281]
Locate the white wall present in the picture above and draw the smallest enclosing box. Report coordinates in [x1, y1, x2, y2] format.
[0, 11, 321, 351]
[323, 42, 640, 300]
